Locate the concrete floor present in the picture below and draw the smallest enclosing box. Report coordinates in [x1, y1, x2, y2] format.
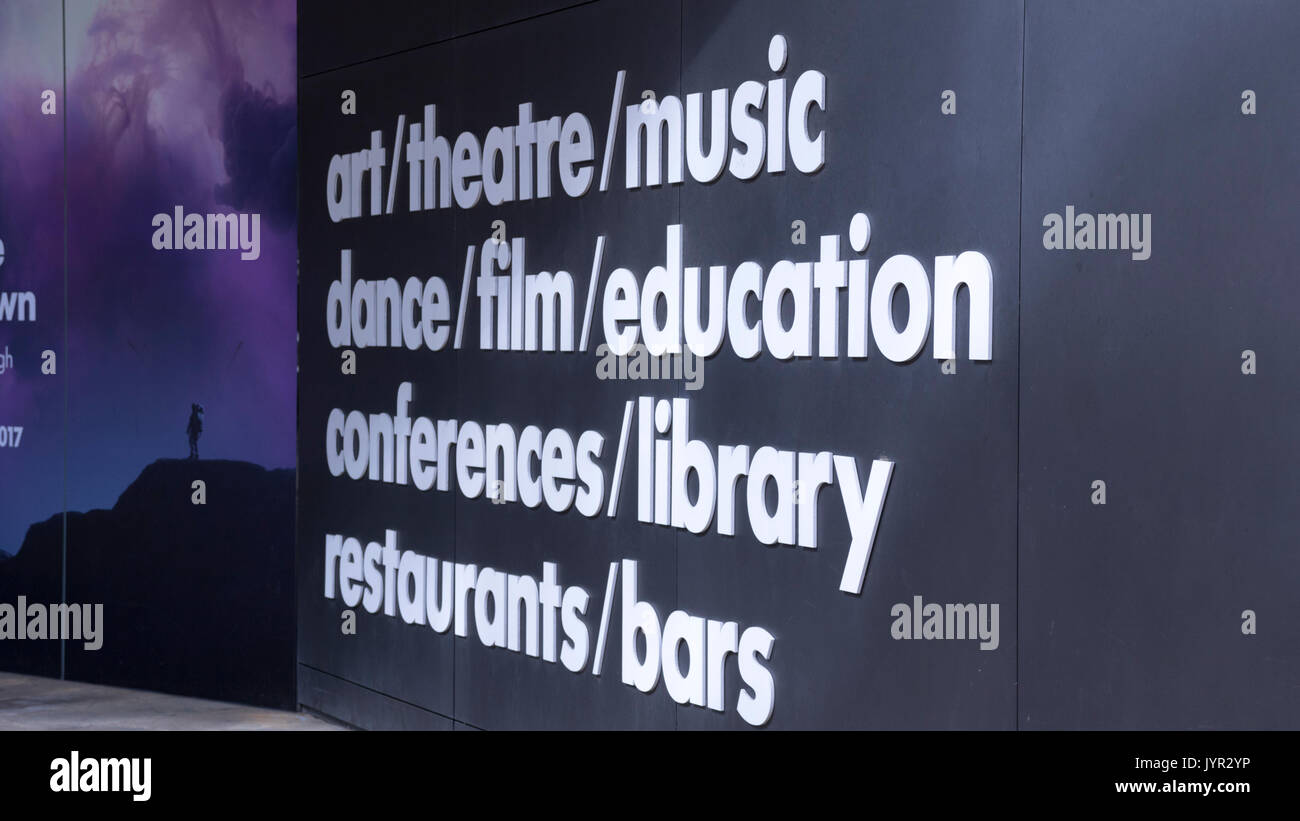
[0, 673, 342, 730]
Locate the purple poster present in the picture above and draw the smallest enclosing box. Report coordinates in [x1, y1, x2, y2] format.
[0, 0, 297, 708]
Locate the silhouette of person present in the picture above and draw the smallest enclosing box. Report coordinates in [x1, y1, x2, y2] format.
[187, 403, 204, 460]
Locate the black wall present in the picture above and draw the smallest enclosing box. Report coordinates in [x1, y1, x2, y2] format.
[296, 0, 1300, 729]
[1017, 0, 1300, 729]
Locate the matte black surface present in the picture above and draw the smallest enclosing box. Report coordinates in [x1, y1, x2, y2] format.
[671, 0, 1022, 730]
[1017, 0, 1300, 729]
[298, 0, 1300, 729]
[298, 0, 1022, 730]
[297, 40, 460, 719]
[298, 0, 591, 77]
[298, 665, 454, 729]
[445, 1, 682, 729]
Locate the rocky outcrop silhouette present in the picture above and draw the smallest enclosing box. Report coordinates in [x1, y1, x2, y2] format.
[0, 459, 294, 709]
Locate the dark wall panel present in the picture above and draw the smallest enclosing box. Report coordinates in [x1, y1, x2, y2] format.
[1018, 0, 1300, 729]
[298, 0, 1300, 730]
[445, 1, 682, 729]
[297, 41, 461, 720]
[298, 0, 1023, 730]
[299, 0, 592, 77]
[674, 0, 1022, 729]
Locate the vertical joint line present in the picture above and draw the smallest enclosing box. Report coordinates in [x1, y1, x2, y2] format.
[1014, 0, 1027, 731]
[60, 0, 69, 681]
